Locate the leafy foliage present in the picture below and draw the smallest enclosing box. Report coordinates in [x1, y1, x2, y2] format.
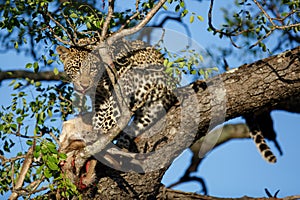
[207, 0, 299, 66]
[0, 78, 75, 197]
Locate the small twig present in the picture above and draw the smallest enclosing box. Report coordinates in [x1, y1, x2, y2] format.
[208, 0, 246, 43]
[58, 91, 73, 115]
[252, 0, 276, 27]
[279, 9, 298, 22]
[249, 0, 300, 48]
[11, 162, 15, 192]
[249, 28, 273, 49]
[62, 12, 78, 44]
[108, 0, 167, 44]
[14, 185, 48, 198]
[229, 35, 241, 48]
[48, 131, 59, 145]
[25, 176, 46, 194]
[117, 11, 141, 32]
[0, 154, 27, 165]
[0, 70, 67, 82]
[47, 26, 72, 45]
[101, 0, 115, 39]
[208, 0, 250, 38]
[253, 0, 300, 30]
[136, 0, 140, 12]
[208, 0, 299, 49]
[77, 4, 103, 40]
[168, 176, 207, 195]
[10, 130, 42, 139]
[45, 12, 73, 45]
[274, 23, 300, 30]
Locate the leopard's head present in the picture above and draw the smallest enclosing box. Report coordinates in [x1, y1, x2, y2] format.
[57, 46, 101, 93]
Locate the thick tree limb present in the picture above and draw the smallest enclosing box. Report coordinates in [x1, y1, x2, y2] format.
[78, 46, 300, 199]
[0, 70, 67, 82]
[157, 187, 300, 200]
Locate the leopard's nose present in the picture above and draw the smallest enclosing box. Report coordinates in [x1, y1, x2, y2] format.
[80, 82, 90, 90]
[74, 79, 92, 93]
[79, 79, 91, 90]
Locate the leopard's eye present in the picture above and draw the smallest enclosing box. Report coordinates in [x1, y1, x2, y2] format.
[66, 65, 80, 79]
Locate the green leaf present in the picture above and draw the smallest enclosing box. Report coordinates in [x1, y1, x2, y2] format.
[163, 59, 169, 67]
[16, 116, 23, 123]
[175, 4, 180, 12]
[174, 57, 185, 62]
[86, 22, 92, 29]
[47, 142, 58, 154]
[36, 164, 44, 175]
[70, 13, 78, 18]
[197, 15, 204, 21]
[14, 41, 18, 49]
[47, 160, 59, 170]
[26, 140, 33, 146]
[47, 109, 53, 117]
[181, 9, 188, 17]
[59, 153, 67, 160]
[199, 55, 204, 62]
[33, 150, 40, 158]
[4, 141, 10, 152]
[33, 62, 39, 73]
[47, 59, 54, 65]
[9, 79, 16, 86]
[53, 67, 59, 75]
[180, 1, 185, 7]
[190, 15, 194, 23]
[162, 4, 168, 10]
[44, 168, 52, 178]
[167, 61, 174, 68]
[13, 82, 22, 89]
[35, 82, 41, 87]
[26, 63, 33, 68]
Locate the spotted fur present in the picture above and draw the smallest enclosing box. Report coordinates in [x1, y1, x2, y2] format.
[57, 39, 177, 151]
[244, 114, 277, 163]
[250, 130, 276, 163]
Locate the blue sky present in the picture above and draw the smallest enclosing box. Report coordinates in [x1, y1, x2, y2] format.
[0, 1, 299, 199]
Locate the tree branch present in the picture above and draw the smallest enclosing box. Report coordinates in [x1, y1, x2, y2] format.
[9, 145, 34, 200]
[157, 187, 300, 200]
[208, 0, 300, 49]
[0, 70, 68, 82]
[101, 0, 115, 39]
[108, 0, 167, 44]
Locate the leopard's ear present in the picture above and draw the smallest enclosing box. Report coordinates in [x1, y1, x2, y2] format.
[56, 46, 70, 62]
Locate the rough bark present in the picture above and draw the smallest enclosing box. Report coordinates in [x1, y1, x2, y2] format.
[157, 187, 300, 200]
[76, 46, 300, 199]
[0, 70, 67, 82]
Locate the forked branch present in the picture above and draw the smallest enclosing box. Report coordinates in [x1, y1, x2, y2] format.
[108, 0, 167, 44]
[208, 0, 300, 48]
[9, 146, 34, 200]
